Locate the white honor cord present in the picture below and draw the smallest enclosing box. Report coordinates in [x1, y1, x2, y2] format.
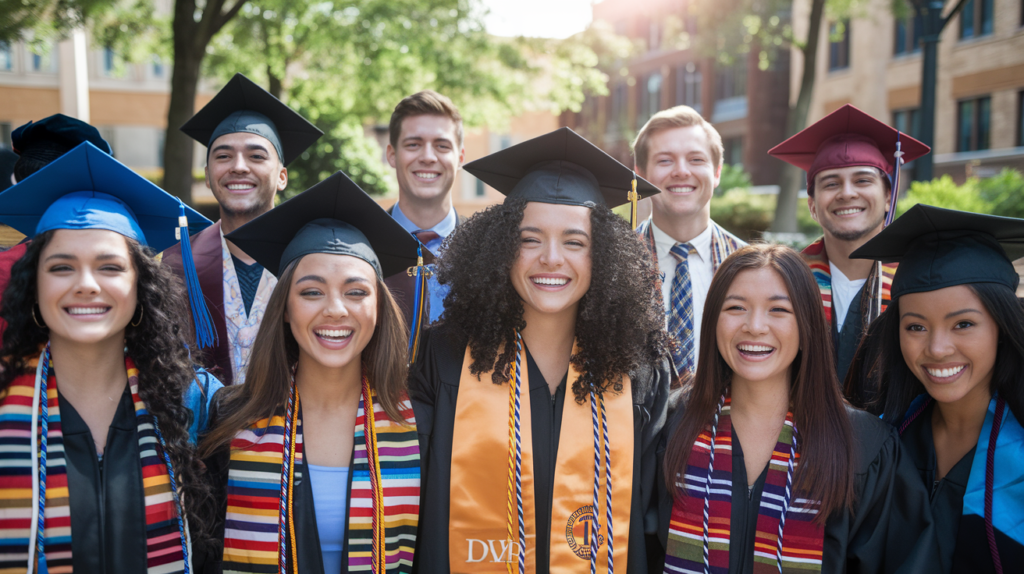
[876, 260, 883, 318]
[27, 352, 45, 573]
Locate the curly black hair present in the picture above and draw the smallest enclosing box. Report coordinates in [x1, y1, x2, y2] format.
[437, 198, 670, 403]
[0, 231, 216, 541]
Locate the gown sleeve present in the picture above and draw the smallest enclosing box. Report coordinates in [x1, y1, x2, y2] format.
[826, 408, 938, 574]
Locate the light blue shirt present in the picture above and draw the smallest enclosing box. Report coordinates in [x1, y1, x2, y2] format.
[308, 464, 350, 573]
[390, 201, 457, 323]
[184, 367, 224, 444]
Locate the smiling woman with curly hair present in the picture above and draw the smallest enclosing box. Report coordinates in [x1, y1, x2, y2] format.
[409, 128, 671, 574]
[0, 145, 217, 573]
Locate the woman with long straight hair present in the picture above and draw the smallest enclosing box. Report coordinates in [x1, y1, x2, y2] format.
[199, 173, 422, 574]
[0, 143, 216, 573]
[654, 243, 932, 574]
[410, 128, 672, 574]
[849, 204, 1024, 572]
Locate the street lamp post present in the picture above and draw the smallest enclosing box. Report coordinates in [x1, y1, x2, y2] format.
[913, 0, 970, 181]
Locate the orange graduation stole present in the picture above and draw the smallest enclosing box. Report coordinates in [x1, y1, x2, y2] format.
[448, 340, 633, 573]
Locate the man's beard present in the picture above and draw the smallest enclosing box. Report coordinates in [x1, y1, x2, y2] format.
[218, 189, 274, 220]
[821, 209, 886, 242]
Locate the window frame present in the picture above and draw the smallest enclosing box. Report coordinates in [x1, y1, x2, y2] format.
[829, 20, 851, 71]
[956, 95, 992, 152]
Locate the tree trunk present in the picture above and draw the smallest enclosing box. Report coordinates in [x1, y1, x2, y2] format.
[162, 1, 203, 203]
[268, 67, 283, 100]
[771, 0, 827, 232]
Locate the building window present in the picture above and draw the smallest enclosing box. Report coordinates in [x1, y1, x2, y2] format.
[0, 123, 12, 149]
[28, 44, 56, 73]
[714, 62, 746, 102]
[894, 12, 923, 55]
[103, 47, 117, 76]
[152, 56, 164, 78]
[675, 62, 702, 113]
[829, 20, 851, 71]
[637, 72, 663, 129]
[723, 137, 743, 167]
[957, 96, 991, 152]
[892, 108, 920, 137]
[0, 43, 12, 71]
[959, 0, 994, 39]
[1017, 91, 1023, 147]
[475, 178, 485, 197]
[609, 82, 627, 135]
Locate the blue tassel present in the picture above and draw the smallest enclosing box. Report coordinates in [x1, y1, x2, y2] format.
[407, 243, 430, 365]
[177, 201, 218, 349]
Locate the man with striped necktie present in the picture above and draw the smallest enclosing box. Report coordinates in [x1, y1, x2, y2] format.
[632, 106, 746, 387]
[385, 91, 466, 326]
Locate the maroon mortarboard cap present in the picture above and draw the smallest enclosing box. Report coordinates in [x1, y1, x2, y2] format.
[767, 104, 929, 194]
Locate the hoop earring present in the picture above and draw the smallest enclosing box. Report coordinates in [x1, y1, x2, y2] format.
[32, 306, 46, 329]
[131, 305, 144, 328]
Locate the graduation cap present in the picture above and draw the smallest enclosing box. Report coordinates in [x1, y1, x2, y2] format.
[768, 104, 930, 197]
[180, 73, 322, 166]
[0, 141, 218, 346]
[12, 113, 113, 156]
[462, 127, 659, 225]
[850, 204, 1024, 298]
[225, 171, 419, 278]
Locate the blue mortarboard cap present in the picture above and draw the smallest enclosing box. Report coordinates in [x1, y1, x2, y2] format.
[0, 142, 209, 251]
[0, 141, 219, 348]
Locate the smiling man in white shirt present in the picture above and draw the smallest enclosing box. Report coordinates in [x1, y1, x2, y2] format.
[768, 104, 929, 383]
[633, 106, 746, 385]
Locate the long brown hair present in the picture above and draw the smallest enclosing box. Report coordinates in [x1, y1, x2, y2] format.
[199, 254, 411, 457]
[663, 243, 855, 523]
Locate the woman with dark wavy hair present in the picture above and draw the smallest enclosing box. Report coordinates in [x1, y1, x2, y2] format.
[0, 143, 216, 573]
[410, 128, 671, 574]
[199, 174, 422, 574]
[653, 243, 932, 574]
[848, 205, 1024, 573]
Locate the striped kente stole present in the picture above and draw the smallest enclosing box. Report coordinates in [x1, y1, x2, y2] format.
[800, 237, 896, 325]
[0, 355, 187, 574]
[223, 386, 419, 573]
[663, 396, 823, 574]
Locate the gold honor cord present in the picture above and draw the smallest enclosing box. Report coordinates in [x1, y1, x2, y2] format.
[287, 391, 300, 574]
[628, 176, 640, 231]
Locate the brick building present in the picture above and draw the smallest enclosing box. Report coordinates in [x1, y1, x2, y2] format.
[796, 0, 1024, 181]
[559, 0, 792, 186]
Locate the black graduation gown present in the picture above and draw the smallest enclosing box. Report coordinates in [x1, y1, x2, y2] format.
[408, 324, 671, 574]
[60, 385, 150, 573]
[652, 404, 935, 574]
[833, 283, 865, 385]
[898, 401, 1021, 574]
[206, 390, 358, 574]
[60, 384, 214, 573]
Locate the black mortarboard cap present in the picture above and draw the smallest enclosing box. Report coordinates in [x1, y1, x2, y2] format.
[12, 113, 112, 156]
[462, 127, 660, 208]
[851, 204, 1024, 298]
[225, 171, 419, 278]
[180, 73, 322, 166]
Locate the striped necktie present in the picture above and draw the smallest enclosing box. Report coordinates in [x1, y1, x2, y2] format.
[669, 242, 696, 377]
